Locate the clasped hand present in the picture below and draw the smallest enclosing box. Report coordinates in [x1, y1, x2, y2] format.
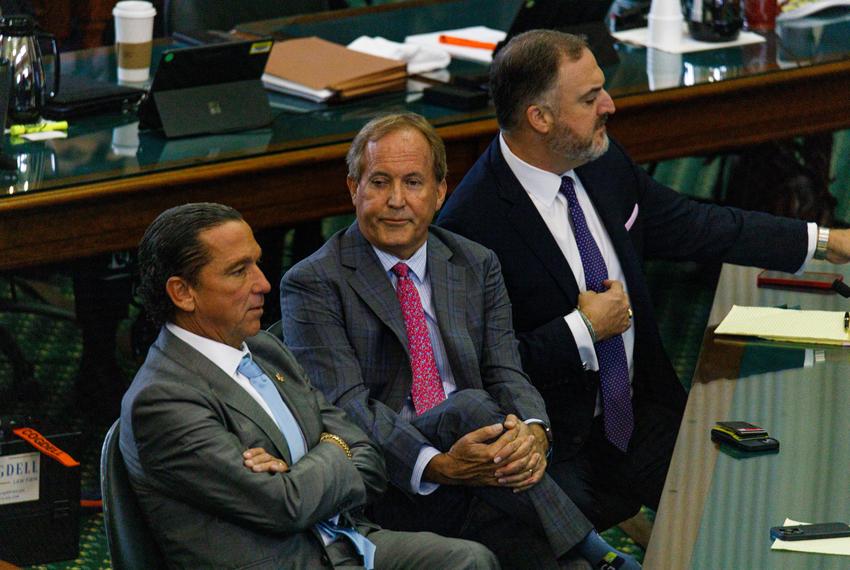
[424, 414, 547, 493]
[578, 279, 631, 341]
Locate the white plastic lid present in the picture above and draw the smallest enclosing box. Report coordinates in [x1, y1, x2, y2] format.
[113, 1, 157, 19]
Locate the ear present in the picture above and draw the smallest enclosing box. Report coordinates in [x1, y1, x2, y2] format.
[166, 276, 195, 314]
[347, 176, 359, 205]
[526, 103, 552, 136]
[435, 178, 448, 211]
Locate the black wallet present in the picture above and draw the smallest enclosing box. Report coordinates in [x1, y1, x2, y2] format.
[41, 76, 145, 120]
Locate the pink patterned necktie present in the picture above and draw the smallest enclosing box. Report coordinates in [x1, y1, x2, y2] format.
[392, 262, 446, 415]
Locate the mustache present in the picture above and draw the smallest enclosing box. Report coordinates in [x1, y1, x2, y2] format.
[596, 114, 609, 129]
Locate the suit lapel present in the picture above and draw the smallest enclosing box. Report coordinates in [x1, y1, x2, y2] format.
[575, 164, 644, 290]
[341, 224, 411, 354]
[489, 139, 581, 302]
[157, 329, 294, 464]
[426, 233, 470, 388]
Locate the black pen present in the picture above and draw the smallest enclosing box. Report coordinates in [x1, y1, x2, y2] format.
[845, 311, 849, 332]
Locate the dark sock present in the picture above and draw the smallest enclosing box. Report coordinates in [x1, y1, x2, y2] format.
[575, 530, 641, 569]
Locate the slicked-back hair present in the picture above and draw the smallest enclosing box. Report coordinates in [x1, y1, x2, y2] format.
[137, 202, 243, 328]
[490, 30, 588, 132]
[346, 112, 447, 183]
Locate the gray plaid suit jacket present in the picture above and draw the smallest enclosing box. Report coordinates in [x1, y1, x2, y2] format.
[281, 224, 592, 557]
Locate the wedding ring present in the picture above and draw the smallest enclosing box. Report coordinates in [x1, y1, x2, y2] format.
[627, 307, 633, 319]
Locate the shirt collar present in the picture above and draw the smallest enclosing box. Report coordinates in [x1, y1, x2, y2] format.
[166, 322, 250, 377]
[372, 241, 428, 283]
[499, 132, 578, 207]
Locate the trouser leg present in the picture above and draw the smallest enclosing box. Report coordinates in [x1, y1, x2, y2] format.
[411, 389, 592, 558]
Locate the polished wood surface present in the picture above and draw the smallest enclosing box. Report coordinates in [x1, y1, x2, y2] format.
[2, 6, 850, 271]
[611, 57, 850, 162]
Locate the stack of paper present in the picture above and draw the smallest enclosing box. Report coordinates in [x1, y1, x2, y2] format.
[405, 26, 506, 64]
[262, 37, 407, 103]
[715, 305, 850, 346]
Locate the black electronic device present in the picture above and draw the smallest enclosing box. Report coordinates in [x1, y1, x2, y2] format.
[498, 0, 620, 65]
[423, 83, 489, 110]
[41, 75, 145, 120]
[172, 29, 240, 46]
[0, 58, 16, 171]
[138, 38, 274, 138]
[711, 421, 779, 453]
[713, 421, 768, 439]
[770, 522, 850, 541]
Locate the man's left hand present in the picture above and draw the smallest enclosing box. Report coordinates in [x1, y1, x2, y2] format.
[243, 447, 289, 474]
[827, 229, 850, 264]
[492, 415, 548, 492]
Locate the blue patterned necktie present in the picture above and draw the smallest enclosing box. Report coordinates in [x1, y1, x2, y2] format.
[237, 355, 376, 568]
[560, 176, 634, 452]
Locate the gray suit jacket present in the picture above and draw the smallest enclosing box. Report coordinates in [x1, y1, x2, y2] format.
[119, 328, 386, 569]
[281, 223, 549, 490]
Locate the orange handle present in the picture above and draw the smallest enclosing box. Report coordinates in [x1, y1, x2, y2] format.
[438, 35, 497, 50]
[13, 427, 80, 467]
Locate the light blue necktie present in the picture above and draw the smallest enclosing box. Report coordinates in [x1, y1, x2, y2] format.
[237, 355, 376, 569]
[238, 355, 306, 461]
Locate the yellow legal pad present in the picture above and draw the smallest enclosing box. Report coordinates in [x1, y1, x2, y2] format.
[715, 305, 850, 346]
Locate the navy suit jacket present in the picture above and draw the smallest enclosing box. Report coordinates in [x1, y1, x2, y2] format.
[438, 136, 809, 459]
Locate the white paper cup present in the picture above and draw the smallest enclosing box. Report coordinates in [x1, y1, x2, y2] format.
[113, 1, 157, 82]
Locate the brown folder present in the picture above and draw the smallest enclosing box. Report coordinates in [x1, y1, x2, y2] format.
[263, 36, 406, 101]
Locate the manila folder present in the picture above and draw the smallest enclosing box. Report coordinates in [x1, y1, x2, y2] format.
[264, 36, 406, 93]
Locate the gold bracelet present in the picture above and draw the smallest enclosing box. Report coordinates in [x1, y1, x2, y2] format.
[320, 432, 352, 459]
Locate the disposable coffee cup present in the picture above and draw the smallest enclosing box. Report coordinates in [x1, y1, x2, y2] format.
[113, 1, 156, 83]
[648, 0, 684, 50]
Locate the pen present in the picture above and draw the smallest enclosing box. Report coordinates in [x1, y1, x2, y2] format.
[438, 35, 497, 51]
[9, 121, 69, 136]
[844, 311, 849, 332]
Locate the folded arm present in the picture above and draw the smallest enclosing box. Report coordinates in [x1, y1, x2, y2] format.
[130, 379, 372, 536]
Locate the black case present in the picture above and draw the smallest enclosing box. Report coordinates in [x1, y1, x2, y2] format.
[423, 83, 489, 111]
[0, 429, 81, 566]
[138, 39, 273, 138]
[41, 76, 145, 120]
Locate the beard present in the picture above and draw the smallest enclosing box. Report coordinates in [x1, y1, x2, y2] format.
[546, 114, 610, 166]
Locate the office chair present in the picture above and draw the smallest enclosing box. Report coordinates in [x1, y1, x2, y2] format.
[266, 319, 284, 342]
[101, 420, 166, 570]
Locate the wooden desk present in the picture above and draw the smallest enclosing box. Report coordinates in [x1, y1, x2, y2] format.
[1, 3, 850, 271]
[644, 262, 850, 569]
